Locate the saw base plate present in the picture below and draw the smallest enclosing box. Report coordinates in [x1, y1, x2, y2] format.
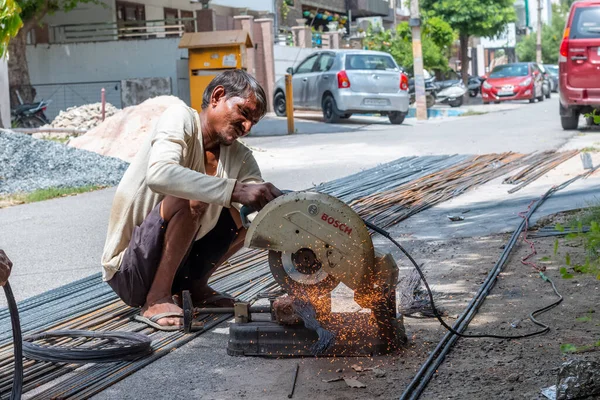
[227, 313, 405, 358]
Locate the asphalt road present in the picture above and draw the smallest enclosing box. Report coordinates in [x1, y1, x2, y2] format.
[0, 97, 580, 304]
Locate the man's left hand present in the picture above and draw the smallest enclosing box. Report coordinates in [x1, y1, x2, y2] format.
[0, 250, 13, 286]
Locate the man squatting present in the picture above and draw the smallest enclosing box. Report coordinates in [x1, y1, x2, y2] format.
[101, 70, 283, 330]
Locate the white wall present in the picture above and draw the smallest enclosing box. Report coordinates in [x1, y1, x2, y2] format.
[26, 38, 186, 92]
[274, 45, 318, 83]
[480, 23, 517, 48]
[210, 0, 274, 13]
[0, 57, 9, 128]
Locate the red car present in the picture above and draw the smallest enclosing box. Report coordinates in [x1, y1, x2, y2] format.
[481, 63, 545, 104]
[559, 0, 600, 130]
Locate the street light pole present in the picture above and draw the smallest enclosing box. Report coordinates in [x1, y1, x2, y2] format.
[410, 0, 427, 120]
[536, 0, 543, 63]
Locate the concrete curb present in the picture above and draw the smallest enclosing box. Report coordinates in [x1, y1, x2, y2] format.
[406, 107, 466, 119]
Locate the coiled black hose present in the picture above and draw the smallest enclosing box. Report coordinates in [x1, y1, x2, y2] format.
[3, 280, 153, 399]
[4, 282, 23, 400]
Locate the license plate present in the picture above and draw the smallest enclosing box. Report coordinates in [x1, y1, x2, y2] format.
[498, 90, 513, 96]
[364, 99, 388, 106]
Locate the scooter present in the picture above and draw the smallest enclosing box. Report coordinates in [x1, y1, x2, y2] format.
[434, 81, 466, 108]
[409, 76, 438, 109]
[10, 99, 51, 128]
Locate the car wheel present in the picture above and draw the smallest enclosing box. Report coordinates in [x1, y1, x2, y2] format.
[322, 95, 341, 123]
[561, 106, 579, 130]
[274, 92, 287, 117]
[388, 111, 405, 125]
[469, 89, 478, 97]
[483, 101, 490, 105]
[494, 101, 501, 104]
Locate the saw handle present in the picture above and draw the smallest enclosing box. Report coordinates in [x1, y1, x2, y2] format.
[239, 190, 293, 229]
[239, 205, 254, 229]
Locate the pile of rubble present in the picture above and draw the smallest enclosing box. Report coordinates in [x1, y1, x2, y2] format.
[69, 96, 185, 162]
[48, 102, 119, 131]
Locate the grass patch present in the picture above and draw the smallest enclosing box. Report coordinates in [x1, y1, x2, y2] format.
[0, 185, 106, 207]
[459, 110, 487, 117]
[43, 136, 71, 144]
[581, 146, 600, 152]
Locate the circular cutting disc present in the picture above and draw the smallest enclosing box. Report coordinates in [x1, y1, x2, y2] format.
[269, 250, 339, 295]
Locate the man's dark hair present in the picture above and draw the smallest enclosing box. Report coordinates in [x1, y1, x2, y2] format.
[201, 69, 267, 118]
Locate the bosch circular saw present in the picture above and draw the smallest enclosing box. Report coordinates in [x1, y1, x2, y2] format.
[234, 191, 405, 356]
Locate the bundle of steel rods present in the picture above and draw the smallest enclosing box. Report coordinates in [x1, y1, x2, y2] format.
[0, 151, 580, 399]
[503, 150, 580, 193]
[350, 152, 526, 228]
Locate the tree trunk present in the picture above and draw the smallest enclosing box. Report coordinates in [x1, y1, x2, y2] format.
[0, 109, 4, 129]
[459, 33, 470, 85]
[8, 25, 36, 107]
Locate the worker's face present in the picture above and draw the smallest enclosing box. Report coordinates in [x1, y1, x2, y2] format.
[209, 86, 261, 146]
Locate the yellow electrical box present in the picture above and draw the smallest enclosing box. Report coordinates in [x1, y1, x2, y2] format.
[178, 30, 253, 112]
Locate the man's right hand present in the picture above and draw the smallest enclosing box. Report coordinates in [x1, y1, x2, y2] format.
[231, 182, 283, 211]
[0, 250, 13, 286]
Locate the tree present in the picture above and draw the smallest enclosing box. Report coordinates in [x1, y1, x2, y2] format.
[516, 3, 567, 64]
[421, 0, 516, 84]
[0, 0, 23, 128]
[364, 17, 455, 74]
[8, 0, 97, 106]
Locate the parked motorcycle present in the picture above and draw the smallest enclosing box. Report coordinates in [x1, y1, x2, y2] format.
[467, 76, 483, 97]
[435, 81, 467, 108]
[11, 100, 51, 128]
[408, 73, 437, 109]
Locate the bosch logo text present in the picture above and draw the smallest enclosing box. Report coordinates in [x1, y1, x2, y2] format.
[321, 213, 352, 235]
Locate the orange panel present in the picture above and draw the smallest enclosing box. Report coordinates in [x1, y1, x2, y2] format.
[190, 74, 217, 112]
[189, 46, 243, 70]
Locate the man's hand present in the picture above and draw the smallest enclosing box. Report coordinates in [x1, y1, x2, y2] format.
[231, 182, 283, 211]
[189, 200, 208, 218]
[0, 250, 13, 286]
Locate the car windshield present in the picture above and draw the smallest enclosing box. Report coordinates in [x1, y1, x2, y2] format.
[544, 65, 558, 75]
[489, 64, 529, 78]
[345, 54, 397, 71]
[570, 6, 600, 39]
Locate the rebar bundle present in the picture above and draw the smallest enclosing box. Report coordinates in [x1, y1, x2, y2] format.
[0, 150, 578, 399]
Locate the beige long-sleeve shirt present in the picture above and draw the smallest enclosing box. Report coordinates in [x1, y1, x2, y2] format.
[101, 104, 262, 281]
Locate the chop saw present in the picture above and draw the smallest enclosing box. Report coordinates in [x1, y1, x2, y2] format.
[227, 191, 406, 357]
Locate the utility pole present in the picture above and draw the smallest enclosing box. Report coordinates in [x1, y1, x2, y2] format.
[410, 0, 427, 120]
[536, 0, 543, 63]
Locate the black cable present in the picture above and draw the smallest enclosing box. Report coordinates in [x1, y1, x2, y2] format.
[364, 220, 563, 340]
[4, 283, 23, 400]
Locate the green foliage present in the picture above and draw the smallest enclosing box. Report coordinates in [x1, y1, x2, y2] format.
[421, 0, 516, 39]
[364, 18, 455, 73]
[560, 341, 600, 354]
[556, 210, 600, 280]
[0, 0, 23, 57]
[576, 315, 592, 322]
[516, 4, 567, 64]
[560, 343, 578, 353]
[584, 110, 600, 125]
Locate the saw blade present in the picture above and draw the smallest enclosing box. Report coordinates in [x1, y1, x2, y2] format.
[268, 250, 338, 295]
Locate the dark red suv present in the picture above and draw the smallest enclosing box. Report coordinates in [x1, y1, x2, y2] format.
[559, 0, 600, 130]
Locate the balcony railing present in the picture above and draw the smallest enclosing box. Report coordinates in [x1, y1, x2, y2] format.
[348, 0, 390, 18]
[48, 18, 196, 44]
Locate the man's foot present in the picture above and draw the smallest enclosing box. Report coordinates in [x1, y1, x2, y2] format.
[141, 297, 183, 328]
[191, 285, 237, 308]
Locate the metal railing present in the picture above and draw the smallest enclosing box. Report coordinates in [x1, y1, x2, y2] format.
[16, 81, 122, 121]
[49, 18, 196, 44]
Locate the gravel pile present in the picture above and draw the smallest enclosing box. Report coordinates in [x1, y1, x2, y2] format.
[45, 103, 119, 131]
[0, 131, 129, 195]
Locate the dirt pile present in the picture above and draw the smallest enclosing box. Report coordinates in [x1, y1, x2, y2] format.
[68, 96, 185, 162]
